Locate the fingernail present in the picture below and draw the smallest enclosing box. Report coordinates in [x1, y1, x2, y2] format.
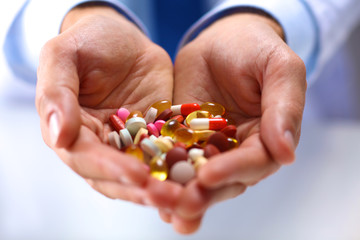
[49, 112, 60, 146]
[284, 130, 295, 151]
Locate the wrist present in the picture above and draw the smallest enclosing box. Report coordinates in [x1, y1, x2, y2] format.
[61, 2, 128, 33]
[210, 13, 285, 41]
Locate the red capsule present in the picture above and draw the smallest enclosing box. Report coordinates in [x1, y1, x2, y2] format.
[171, 103, 201, 116]
[189, 118, 227, 130]
[109, 114, 125, 132]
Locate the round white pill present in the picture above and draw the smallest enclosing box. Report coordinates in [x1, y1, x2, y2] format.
[125, 117, 147, 136]
[169, 161, 195, 184]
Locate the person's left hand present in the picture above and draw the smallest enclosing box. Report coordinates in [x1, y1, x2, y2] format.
[160, 13, 307, 234]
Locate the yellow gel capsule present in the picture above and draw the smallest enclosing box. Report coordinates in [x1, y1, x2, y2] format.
[150, 156, 168, 181]
[194, 130, 215, 142]
[174, 128, 196, 148]
[227, 137, 239, 149]
[185, 110, 212, 126]
[160, 119, 181, 137]
[125, 144, 144, 162]
[126, 110, 143, 120]
[151, 100, 172, 117]
[200, 102, 225, 116]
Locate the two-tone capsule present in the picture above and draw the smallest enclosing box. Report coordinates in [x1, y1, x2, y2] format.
[189, 118, 227, 130]
[171, 103, 201, 116]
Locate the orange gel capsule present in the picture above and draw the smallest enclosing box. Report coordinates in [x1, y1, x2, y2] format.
[174, 128, 196, 148]
[127, 111, 143, 120]
[200, 102, 225, 116]
[160, 119, 181, 137]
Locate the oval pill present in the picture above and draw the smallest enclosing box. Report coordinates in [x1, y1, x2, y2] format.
[108, 131, 121, 149]
[144, 107, 158, 124]
[171, 103, 201, 116]
[160, 119, 181, 137]
[147, 123, 160, 137]
[109, 114, 125, 132]
[119, 128, 133, 147]
[169, 161, 195, 184]
[174, 128, 196, 148]
[206, 132, 229, 152]
[200, 102, 225, 116]
[189, 118, 227, 130]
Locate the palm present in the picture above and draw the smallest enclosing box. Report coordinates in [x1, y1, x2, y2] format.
[63, 16, 173, 141]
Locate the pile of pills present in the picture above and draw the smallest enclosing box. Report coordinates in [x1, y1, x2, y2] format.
[107, 100, 238, 185]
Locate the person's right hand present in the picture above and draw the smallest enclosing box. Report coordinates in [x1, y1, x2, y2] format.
[35, 4, 182, 209]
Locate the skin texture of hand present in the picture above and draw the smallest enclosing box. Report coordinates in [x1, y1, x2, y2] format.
[35, 5, 182, 209]
[163, 13, 307, 234]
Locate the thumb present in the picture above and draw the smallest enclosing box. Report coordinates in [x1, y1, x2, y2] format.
[261, 51, 307, 165]
[36, 39, 81, 148]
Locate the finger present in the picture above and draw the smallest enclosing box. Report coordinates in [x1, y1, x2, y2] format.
[57, 126, 148, 186]
[171, 214, 202, 235]
[175, 180, 246, 220]
[86, 179, 148, 205]
[145, 177, 183, 210]
[36, 36, 81, 148]
[158, 209, 172, 223]
[198, 134, 280, 188]
[260, 46, 307, 164]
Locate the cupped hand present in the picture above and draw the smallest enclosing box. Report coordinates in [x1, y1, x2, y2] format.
[35, 5, 181, 208]
[166, 13, 307, 233]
